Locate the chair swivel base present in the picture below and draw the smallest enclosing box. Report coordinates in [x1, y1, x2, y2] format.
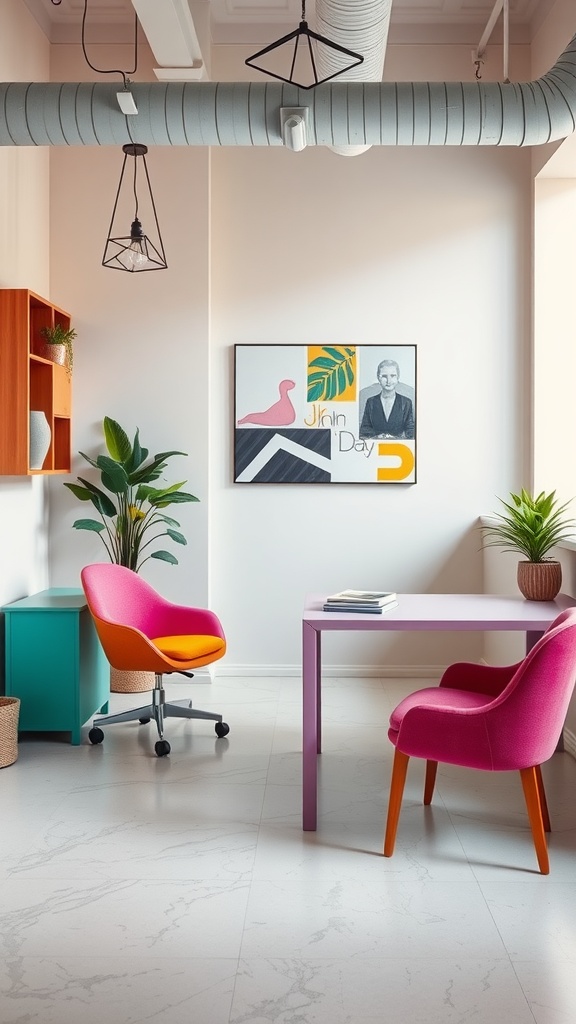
[88, 673, 230, 757]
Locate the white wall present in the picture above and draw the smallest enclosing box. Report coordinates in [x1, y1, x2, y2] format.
[531, 0, 576, 75]
[530, 0, 576, 177]
[529, 1, 576, 739]
[533, 178, 576, 505]
[0, 0, 51, 621]
[209, 42, 532, 672]
[47, 44, 212, 609]
[6, 13, 572, 677]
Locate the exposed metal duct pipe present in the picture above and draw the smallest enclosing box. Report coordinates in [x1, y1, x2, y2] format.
[0, 33, 575, 148]
[314, 0, 392, 156]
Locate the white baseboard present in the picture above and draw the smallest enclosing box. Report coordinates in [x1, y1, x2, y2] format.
[207, 664, 445, 679]
[562, 726, 576, 760]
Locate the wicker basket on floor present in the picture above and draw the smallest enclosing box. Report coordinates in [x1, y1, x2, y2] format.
[0, 697, 20, 768]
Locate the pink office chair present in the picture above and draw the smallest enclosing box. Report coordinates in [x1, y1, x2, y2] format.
[384, 608, 576, 874]
[81, 564, 228, 758]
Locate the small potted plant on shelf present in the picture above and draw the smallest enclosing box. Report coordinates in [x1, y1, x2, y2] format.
[39, 323, 77, 379]
[64, 416, 200, 691]
[482, 488, 576, 600]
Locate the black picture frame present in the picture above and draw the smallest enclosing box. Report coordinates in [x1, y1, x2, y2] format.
[234, 343, 417, 484]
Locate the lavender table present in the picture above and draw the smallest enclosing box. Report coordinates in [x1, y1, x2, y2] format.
[302, 592, 576, 830]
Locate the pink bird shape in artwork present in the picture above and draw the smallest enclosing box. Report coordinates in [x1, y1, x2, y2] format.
[237, 379, 296, 426]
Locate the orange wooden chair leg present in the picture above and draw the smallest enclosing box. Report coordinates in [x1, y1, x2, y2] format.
[520, 766, 550, 874]
[535, 764, 551, 833]
[384, 749, 410, 857]
[424, 760, 438, 805]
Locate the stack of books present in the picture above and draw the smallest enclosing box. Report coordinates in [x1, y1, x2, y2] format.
[322, 590, 398, 614]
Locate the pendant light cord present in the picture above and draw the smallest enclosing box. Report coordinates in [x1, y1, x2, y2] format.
[132, 157, 139, 220]
[81, 0, 138, 89]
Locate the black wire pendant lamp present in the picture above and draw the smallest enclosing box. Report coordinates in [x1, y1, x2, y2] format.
[102, 144, 168, 273]
[245, 0, 364, 90]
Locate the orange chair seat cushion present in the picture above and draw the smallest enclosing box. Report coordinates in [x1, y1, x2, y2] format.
[152, 634, 225, 661]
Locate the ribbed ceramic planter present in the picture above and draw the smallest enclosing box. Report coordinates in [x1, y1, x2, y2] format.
[29, 410, 51, 470]
[110, 668, 155, 693]
[517, 560, 562, 601]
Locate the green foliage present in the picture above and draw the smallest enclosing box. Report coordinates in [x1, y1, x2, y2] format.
[307, 346, 355, 402]
[64, 416, 199, 571]
[40, 323, 77, 377]
[482, 488, 575, 563]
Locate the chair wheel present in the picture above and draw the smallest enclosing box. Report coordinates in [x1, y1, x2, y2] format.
[215, 722, 230, 738]
[155, 739, 171, 757]
[139, 718, 151, 724]
[89, 727, 104, 745]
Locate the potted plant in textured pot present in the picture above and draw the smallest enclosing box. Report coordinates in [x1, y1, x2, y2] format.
[39, 323, 77, 380]
[482, 488, 576, 600]
[64, 416, 199, 691]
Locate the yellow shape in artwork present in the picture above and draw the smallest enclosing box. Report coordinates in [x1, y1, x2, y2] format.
[377, 443, 415, 482]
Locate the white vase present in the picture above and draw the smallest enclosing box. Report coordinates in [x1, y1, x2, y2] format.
[29, 410, 51, 470]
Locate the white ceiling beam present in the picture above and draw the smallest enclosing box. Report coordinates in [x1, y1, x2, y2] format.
[130, 0, 204, 70]
[476, 0, 505, 58]
[474, 0, 510, 83]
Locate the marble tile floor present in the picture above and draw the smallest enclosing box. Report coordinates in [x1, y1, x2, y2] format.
[1, 674, 576, 1023]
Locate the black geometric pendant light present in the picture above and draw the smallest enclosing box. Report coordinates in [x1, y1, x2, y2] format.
[245, 0, 363, 90]
[102, 144, 168, 273]
[77, 0, 168, 272]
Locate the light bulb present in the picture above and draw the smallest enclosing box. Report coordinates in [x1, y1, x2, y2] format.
[126, 240, 147, 269]
[123, 218, 148, 270]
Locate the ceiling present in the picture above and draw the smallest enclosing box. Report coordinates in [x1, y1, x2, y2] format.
[23, 0, 557, 48]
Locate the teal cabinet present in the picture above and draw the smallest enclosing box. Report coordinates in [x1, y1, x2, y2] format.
[2, 588, 109, 744]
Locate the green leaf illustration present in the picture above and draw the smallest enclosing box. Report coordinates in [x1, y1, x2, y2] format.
[306, 346, 355, 402]
[308, 381, 324, 403]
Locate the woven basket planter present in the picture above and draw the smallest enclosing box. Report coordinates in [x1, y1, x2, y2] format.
[517, 560, 562, 601]
[0, 697, 20, 768]
[110, 668, 155, 693]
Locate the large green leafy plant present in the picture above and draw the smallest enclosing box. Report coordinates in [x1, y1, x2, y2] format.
[64, 416, 199, 571]
[483, 488, 575, 562]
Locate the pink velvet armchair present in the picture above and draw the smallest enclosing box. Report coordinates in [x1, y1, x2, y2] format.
[384, 608, 576, 874]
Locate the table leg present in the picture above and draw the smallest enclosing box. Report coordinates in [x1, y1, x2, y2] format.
[303, 621, 320, 830]
[316, 629, 322, 754]
[526, 631, 543, 654]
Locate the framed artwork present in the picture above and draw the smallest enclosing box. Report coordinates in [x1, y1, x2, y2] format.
[234, 344, 416, 484]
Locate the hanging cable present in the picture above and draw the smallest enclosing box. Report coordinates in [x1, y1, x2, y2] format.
[132, 154, 139, 222]
[81, 0, 138, 88]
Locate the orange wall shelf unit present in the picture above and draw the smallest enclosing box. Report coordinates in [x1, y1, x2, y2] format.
[0, 288, 73, 475]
